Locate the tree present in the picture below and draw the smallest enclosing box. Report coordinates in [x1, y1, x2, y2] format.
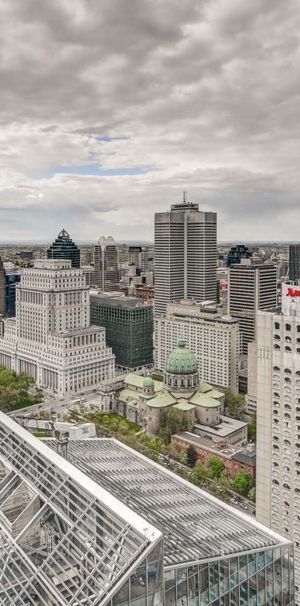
[232, 471, 252, 496]
[247, 414, 256, 442]
[186, 445, 198, 468]
[190, 463, 210, 486]
[0, 368, 42, 412]
[159, 408, 192, 444]
[224, 389, 245, 420]
[208, 456, 225, 479]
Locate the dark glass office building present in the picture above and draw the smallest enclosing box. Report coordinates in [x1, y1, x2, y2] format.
[47, 229, 80, 268]
[90, 294, 153, 369]
[225, 244, 253, 267]
[289, 244, 300, 281]
[5, 272, 21, 317]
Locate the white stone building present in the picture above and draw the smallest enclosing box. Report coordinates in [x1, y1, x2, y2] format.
[255, 283, 300, 603]
[155, 300, 240, 392]
[0, 259, 115, 397]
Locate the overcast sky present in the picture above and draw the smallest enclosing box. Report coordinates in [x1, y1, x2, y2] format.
[1, 0, 300, 242]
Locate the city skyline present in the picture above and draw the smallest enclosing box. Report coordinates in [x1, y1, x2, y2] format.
[1, 1, 300, 241]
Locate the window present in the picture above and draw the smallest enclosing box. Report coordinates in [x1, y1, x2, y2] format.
[286, 323, 291, 331]
[274, 322, 280, 330]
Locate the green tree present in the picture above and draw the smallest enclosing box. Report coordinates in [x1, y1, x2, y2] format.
[208, 456, 225, 479]
[0, 369, 42, 412]
[190, 463, 210, 486]
[186, 445, 198, 468]
[232, 471, 252, 496]
[224, 389, 245, 420]
[247, 414, 256, 442]
[159, 408, 193, 444]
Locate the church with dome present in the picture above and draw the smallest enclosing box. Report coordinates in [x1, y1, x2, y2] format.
[115, 340, 227, 436]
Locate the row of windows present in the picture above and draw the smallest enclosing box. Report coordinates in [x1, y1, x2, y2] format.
[274, 322, 300, 332]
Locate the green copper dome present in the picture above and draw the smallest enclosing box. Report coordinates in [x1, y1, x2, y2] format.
[143, 376, 154, 388]
[166, 341, 198, 375]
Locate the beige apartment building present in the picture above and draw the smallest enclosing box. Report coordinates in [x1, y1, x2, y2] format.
[255, 283, 300, 603]
[155, 300, 240, 392]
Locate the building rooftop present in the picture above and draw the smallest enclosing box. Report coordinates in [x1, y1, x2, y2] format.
[90, 294, 146, 309]
[189, 393, 221, 408]
[0, 412, 159, 605]
[124, 373, 162, 392]
[174, 432, 256, 465]
[194, 415, 247, 438]
[166, 340, 198, 375]
[45, 437, 289, 569]
[118, 387, 140, 404]
[147, 389, 176, 408]
[173, 401, 196, 412]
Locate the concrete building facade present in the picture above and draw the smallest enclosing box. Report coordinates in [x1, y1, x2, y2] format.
[93, 235, 120, 291]
[155, 300, 240, 391]
[255, 283, 300, 603]
[0, 255, 5, 315]
[227, 261, 277, 354]
[154, 197, 217, 316]
[0, 259, 115, 397]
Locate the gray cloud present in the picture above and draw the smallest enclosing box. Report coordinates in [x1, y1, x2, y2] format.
[0, 0, 300, 240]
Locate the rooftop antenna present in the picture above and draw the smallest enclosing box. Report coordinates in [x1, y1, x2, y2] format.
[183, 190, 187, 205]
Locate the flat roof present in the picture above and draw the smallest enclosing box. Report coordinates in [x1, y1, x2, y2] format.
[90, 294, 146, 309]
[47, 437, 290, 568]
[194, 416, 247, 438]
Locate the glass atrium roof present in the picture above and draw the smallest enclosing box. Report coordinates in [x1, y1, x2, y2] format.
[47, 437, 290, 569]
[0, 412, 160, 606]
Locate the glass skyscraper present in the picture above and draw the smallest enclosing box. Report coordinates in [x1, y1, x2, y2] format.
[47, 228, 80, 267]
[90, 293, 153, 370]
[289, 244, 300, 282]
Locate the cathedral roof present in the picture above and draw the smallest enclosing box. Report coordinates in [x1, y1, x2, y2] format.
[166, 340, 198, 375]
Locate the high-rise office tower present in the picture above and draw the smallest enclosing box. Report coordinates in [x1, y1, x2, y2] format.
[0, 256, 5, 315]
[0, 259, 115, 396]
[5, 270, 21, 316]
[93, 236, 120, 291]
[91, 293, 153, 370]
[227, 261, 277, 354]
[154, 194, 217, 316]
[47, 228, 80, 268]
[128, 245, 142, 275]
[289, 244, 300, 281]
[255, 283, 300, 604]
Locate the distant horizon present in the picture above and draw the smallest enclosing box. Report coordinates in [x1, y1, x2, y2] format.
[0, 239, 296, 247]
